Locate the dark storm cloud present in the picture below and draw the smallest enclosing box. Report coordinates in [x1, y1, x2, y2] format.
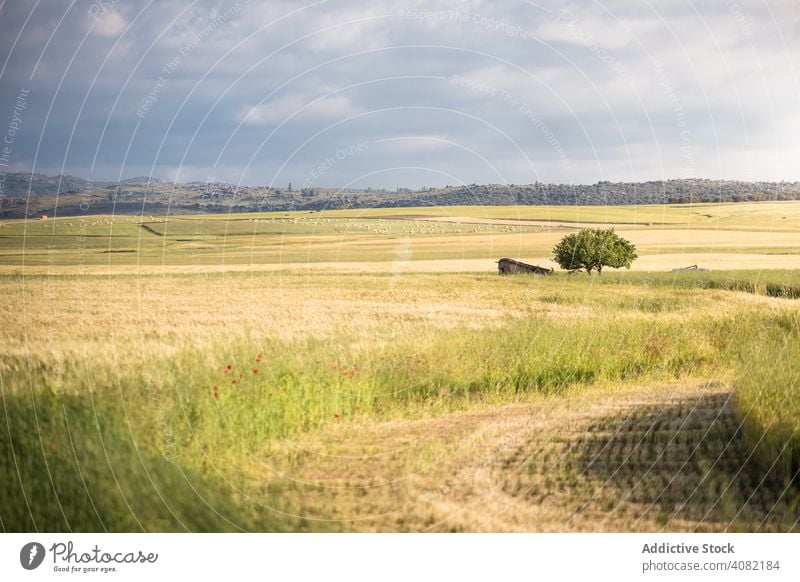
[0, 0, 798, 187]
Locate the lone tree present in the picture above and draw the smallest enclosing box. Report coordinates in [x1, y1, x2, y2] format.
[552, 228, 637, 274]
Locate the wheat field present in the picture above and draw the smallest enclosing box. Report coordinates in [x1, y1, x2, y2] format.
[1, 202, 799, 532]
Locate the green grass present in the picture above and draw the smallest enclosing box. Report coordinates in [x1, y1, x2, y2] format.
[734, 312, 800, 481]
[0, 391, 307, 532]
[603, 270, 800, 299]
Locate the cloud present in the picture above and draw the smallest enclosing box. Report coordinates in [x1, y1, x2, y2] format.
[375, 136, 454, 152]
[238, 94, 361, 126]
[0, 0, 798, 187]
[90, 9, 128, 37]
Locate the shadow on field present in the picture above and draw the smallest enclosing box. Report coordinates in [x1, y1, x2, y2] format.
[572, 393, 800, 532]
[0, 392, 309, 532]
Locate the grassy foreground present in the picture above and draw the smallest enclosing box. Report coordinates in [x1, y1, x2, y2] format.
[734, 314, 800, 480]
[1, 269, 798, 531]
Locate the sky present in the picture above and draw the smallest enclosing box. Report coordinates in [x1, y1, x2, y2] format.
[0, 0, 799, 189]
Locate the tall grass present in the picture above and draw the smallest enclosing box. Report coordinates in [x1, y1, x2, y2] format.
[2, 269, 798, 531]
[1, 312, 732, 531]
[605, 269, 800, 299]
[734, 311, 800, 481]
[0, 387, 312, 532]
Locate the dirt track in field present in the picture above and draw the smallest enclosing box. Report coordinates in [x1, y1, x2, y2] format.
[261, 380, 800, 532]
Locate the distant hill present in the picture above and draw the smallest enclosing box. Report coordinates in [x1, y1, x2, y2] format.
[0, 173, 113, 196]
[118, 176, 167, 185]
[2, 172, 800, 218]
[391, 180, 800, 207]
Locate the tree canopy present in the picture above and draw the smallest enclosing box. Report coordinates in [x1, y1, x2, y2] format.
[552, 228, 637, 274]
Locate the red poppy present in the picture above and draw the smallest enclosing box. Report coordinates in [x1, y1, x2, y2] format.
[232, 380, 238, 385]
[49, 441, 57, 452]
[342, 370, 349, 377]
[333, 413, 341, 420]
[355, 405, 362, 413]
[223, 369, 230, 374]
[252, 369, 259, 374]
[226, 364, 233, 370]
[256, 353, 263, 361]
[214, 392, 220, 400]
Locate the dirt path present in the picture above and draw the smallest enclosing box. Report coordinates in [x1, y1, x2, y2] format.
[257, 380, 799, 532]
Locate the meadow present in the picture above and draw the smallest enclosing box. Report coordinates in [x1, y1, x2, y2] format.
[1, 201, 798, 532]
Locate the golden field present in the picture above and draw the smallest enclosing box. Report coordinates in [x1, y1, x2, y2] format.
[1, 201, 799, 532]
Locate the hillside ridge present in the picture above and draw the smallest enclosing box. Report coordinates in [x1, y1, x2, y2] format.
[3, 173, 800, 218]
